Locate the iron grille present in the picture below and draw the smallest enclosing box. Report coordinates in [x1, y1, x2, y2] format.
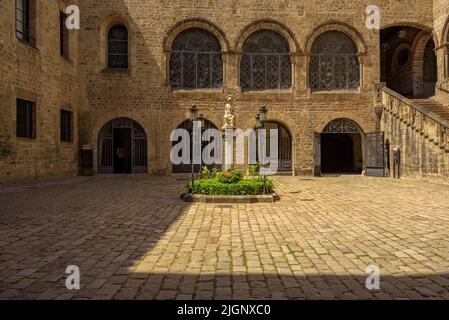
[60, 12, 69, 57]
[322, 119, 361, 134]
[16, 0, 30, 42]
[16, 99, 35, 139]
[365, 132, 385, 177]
[240, 30, 292, 91]
[108, 25, 128, 69]
[98, 118, 147, 173]
[60, 110, 72, 142]
[309, 31, 360, 91]
[169, 28, 223, 89]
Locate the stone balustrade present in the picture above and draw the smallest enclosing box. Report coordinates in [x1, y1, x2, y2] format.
[382, 87, 449, 152]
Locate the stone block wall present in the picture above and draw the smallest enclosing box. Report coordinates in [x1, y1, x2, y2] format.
[76, 0, 433, 176]
[381, 88, 449, 185]
[0, 0, 79, 183]
[2, 0, 446, 182]
[434, 0, 449, 102]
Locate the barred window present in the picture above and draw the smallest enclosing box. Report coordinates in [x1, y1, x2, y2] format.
[240, 30, 292, 91]
[16, 0, 30, 42]
[309, 31, 360, 91]
[16, 99, 36, 139]
[60, 12, 69, 57]
[169, 28, 223, 89]
[60, 110, 73, 142]
[108, 25, 128, 69]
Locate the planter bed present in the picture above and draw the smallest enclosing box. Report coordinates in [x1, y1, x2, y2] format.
[181, 192, 280, 203]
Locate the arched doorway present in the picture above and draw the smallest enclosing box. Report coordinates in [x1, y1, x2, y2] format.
[263, 121, 292, 172]
[172, 118, 222, 173]
[422, 40, 437, 97]
[380, 26, 437, 98]
[320, 118, 363, 174]
[98, 118, 148, 174]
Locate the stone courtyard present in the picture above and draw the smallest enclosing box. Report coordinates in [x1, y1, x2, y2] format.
[0, 175, 449, 300]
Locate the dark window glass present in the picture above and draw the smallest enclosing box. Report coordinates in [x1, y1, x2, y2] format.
[309, 31, 360, 91]
[169, 28, 223, 89]
[240, 30, 292, 91]
[60, 110, 73, 142]
[16, 99, 36, 139]
[16, 0, 29, 42]
[108, 25, 128, 69]
[60, 12, 69, 57]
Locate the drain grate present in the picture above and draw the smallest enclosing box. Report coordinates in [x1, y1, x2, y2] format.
[215, 205, 234, 208]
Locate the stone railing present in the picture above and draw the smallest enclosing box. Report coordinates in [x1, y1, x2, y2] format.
[381, 87, 449, 152]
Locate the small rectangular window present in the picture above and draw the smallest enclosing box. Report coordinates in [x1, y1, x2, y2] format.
[60, 110, 73, 142]
[60, 12, 69, 57]
[16, 98, 36, 139]
[16, 0, 30, 42]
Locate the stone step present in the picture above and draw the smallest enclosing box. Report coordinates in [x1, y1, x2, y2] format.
[412, 99, 449, 121]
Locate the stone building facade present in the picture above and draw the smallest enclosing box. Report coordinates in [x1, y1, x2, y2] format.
[1, 0, 448, 183]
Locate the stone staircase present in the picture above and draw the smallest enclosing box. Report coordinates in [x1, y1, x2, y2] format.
[380, 87, 449, 184]
[412, 99, 449, 122]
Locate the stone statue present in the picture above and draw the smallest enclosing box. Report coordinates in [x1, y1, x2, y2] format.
[222, 95, 235, 129]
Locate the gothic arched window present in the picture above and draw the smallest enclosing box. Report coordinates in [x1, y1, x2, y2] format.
[309, 31, 360, 91]
[169, 28, 223, 89]
[108, 25, 128, 69]
[240, 30, 292, 91]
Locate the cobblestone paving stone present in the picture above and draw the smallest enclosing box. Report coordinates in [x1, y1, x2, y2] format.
[0, 175, 449, 299]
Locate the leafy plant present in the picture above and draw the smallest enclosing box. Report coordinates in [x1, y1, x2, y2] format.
[248, 163, 261, 176]
[200, 165, 219, 179]
[216, 170, 243, 184]
[187, 177, 273, 196]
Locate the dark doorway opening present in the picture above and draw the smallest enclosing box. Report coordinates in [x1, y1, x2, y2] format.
[319, 118, 364, 175]
[321, 133, 362, 174]
[98, 118, 148, 174]
[113, 128, 131, 174]
[380, 26, 437, 98]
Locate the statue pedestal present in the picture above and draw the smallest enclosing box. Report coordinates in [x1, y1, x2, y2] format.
[222, 127, 234, 172]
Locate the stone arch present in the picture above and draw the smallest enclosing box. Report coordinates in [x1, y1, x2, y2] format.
[315, 115, 369, 134]
[305, 21, 365, 90]
[239, 29, 293, 91]
[96, 117, 149, 174]
[442, 15, 449, 79]
[241, 116, 297, 173]
[163, 18, 229, 53]
[92, 113, 151, 174]
[173, 117, 220, 131]
[305, 21, 366, 55]
[390, 42, 413, 96]
[321, 118, 364, 134]
[171, 117, 221, 174]
[235, 19, 300, 54]
[411, 31, 437, 97]
[164, 19, 227, 89]
[381, 22, 438, 48]
[99, 16, 132, 70]
[442, 15, 449, 45]
[319, 118, 365, 174]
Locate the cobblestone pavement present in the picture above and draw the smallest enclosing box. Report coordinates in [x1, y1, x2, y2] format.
[1, 175, 449, 300]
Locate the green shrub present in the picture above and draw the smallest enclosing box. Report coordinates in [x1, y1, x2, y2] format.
[187, 177, 273, 195]
[248, 163, 261, 176]
[216, 170, 243, 184]
[200, 166, 218, 179]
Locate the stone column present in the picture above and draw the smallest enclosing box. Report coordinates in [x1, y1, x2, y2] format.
[222, 128, 234, 172]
